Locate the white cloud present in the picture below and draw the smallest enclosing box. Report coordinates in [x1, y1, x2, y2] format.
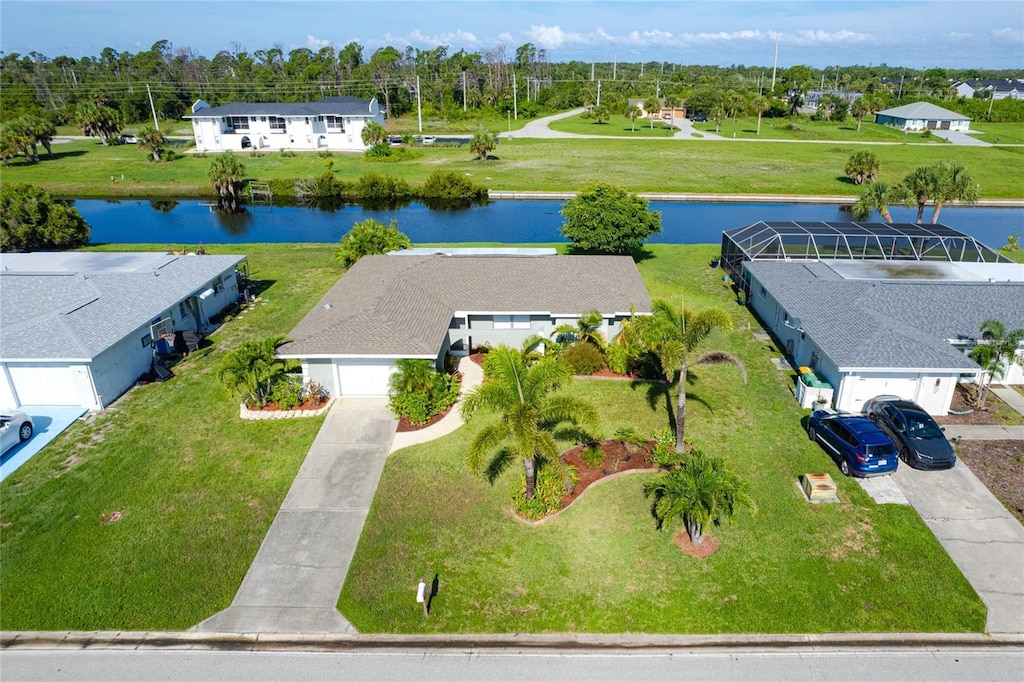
[991, 26, 1024, 43]
[497, 32, 515, 44]
[307, 34, 330, 50]
[526, 24, 587, 49]
[409, 29, 479, 47]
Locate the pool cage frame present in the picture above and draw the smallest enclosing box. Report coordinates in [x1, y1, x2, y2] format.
[721, 221, 1007, 289]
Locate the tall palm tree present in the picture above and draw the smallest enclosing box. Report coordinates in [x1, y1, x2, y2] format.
[616, 300, 745, 453]
[750, 95, 769, 136]
[968, 319, 1024, 409]
[460, 346, 598, 499]
[644, 448, 755, 546]
[929, 160, 978, 224]
[850, 97, 869, 132]
[851, 181, 907, 223]
[644, 96, 661, 129]
[625, 104, 642, 132]
[76, 101, 121, 145]
[902, 166, 935, 224]
[208, 152, 246, 199]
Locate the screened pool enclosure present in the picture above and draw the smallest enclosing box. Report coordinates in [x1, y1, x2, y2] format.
[721, 221, 1007, 285]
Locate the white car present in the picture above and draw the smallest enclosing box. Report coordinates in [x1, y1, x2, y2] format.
[0, 409, 33, 455]
[420, 135, 437, 145]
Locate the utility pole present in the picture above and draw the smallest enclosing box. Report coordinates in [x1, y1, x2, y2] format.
[590, 58, 595, 81]
[898, 72, 905, 99]
[596, 79, 601, 107]
[770, 34, 779, 91]
[462, 71, 467, 112]
[416, 75, 422, 132]
[612, 55, 617, 80]
[512, 71, 518, 119]
[640, 61, 644, 77]
[146, 84, 160, 130]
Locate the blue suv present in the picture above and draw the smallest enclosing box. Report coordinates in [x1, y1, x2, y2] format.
[807, 409, 898, 477]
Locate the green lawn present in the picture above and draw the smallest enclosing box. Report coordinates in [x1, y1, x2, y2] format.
[548, 113, 679, 137]
[0, 243, 342, 630]
[968, 122, 1024, 145]
[337, 243, 986, 634]
[693, 116, 950, 143]
[6, 136, 1024, 199]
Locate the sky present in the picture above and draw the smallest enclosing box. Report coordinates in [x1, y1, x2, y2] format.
[1, 0, 1022, 69]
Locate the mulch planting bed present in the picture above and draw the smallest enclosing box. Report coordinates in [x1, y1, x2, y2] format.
[956, 440, 1024, 524]
[673, 528, 721, 558]
[559, 439, 658, 509]
[396, 405, 454, 433]
[248, 398, 327, 412]
[935, 385, 1019, 426]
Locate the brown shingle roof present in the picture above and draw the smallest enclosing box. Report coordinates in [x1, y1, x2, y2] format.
[280, 255, 652, 357]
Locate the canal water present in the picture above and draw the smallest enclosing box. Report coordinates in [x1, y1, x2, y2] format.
[76, 199, 1022, 247]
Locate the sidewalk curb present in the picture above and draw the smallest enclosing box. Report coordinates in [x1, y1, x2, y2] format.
[3, 630, 1023, 652]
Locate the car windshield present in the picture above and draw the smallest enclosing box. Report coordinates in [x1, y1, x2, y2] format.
[905, 411, 943, 438]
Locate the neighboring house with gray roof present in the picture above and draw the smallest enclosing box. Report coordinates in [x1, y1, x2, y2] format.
[183, 96, 384, 153]
[874, 102, 971, 131]
[744, 259, 1024, 415]
[278, 252, 653, 398]
[0, 252, 246, 410]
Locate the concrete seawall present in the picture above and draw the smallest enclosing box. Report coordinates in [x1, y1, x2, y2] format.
[488, 190, 1024, 208]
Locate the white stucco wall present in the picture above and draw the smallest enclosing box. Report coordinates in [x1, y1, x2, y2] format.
[190, 110, 383, 153]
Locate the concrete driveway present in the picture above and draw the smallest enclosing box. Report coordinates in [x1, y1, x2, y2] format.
[931, 130, 991, 146]
[195, 399, 397, 634]
[893, 463, 1024, 633]
[0, 405, 87, 483]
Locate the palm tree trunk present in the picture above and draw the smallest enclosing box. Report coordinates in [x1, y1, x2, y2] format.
[524, 457, 536, 500]
[687, 519, 704, 546]
[757, 112, 762, 135]
[916, 199, 926, 224]
[881, 206, 893, 223]
[931, 201, 945, 224]
[675, 366, 687, 453]
[979, 376, 990, 409]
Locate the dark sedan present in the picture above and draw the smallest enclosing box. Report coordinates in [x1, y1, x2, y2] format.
[807, 409, 898, 478]
[864, 396, 956, 470]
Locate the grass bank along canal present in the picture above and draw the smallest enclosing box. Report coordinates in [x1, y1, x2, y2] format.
[78, 198, 1024, 247]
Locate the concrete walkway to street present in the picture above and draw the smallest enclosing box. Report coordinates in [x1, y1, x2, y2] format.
[389, 357, 484, 453]
[195, 399, 398, 634]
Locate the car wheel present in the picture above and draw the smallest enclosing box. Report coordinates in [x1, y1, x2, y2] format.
[18, 422, 33, 442]
[840, 459, 852, 477]
[899, 446, 911, 465]
[807, 425, 816, 442]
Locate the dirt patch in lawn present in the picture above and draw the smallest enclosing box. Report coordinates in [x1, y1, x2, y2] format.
[956, 440, 1024, 524]
[673, 527, 720, 558]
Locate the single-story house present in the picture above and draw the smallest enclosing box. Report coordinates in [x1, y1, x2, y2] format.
[954, 79, 1024, 101]
[874, 102, 971, 131]
[183, 96, 384, 153]
[278, 251, 653, 398]
[744, 259, 1024, 415]
[0, 252, 246, 410]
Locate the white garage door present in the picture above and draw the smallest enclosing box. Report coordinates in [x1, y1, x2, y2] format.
[337, 359, 396, 397]
[6, 363, 91, 407]
[846, 373, 920, 412]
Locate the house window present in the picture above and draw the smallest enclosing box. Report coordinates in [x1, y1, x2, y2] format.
[810, 351, 820, 370]
[212, 276, 224, 294]
[179, 302, 189, 319]
[759, 285, 767, 300]
[326, 116, 344, 131]
[227, 116, 249, 130]
[494, 315, 512, 330]
[269, 116, 286, 131]
[512, 315, 530, 329]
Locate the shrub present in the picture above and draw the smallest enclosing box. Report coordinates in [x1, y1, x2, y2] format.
[352, 173, 412, 201]
[335, 218, 411, 267]
[295, 170, 348, 200]
[1, 183, 91, 252]
[560, 184, 662, 254]
[650, 429, 687, 468]
[386, 359, 460, 424]
[419, 170, 487, 201]
[270, 376, 303, 410]
[614, 426, 648, 452]
[606, 344, 634, 375]
[562, 342, 605, 376]
[511, 464, 577, 520]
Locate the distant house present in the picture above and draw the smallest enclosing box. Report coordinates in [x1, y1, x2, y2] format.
[874, 102, 971, 131]
[0, 252, 246, 410]
[954, 79, 1024, 101]
[183, 96, 384, 153]
[278, 251, 652, 398]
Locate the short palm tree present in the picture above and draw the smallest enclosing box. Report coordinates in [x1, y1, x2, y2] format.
[361, 120, 385, 147]
[851, 181, 907, 223]
[460, 345, 598, 499]
[968, 319, 1024, 409]
[902, 166, 935, 224]
[136, 124, 166, 162]
[644, 448, 755, 546]
[208, 152, 246, 199]
[469, 128, 497, 160]
[551, 309, 605, 349]
[929, 160, 978, 224]
[218, 335, 287, 406]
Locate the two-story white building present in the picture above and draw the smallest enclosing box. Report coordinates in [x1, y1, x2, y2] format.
[184, 96, 384, 153]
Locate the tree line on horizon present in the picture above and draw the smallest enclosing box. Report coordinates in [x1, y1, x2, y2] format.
[3, 39, 1023, 129]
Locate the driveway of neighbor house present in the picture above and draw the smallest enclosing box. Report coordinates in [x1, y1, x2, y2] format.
[0, 406, 87, 483]
[930, 130, 991, 146]
[194, 399, 398, 634]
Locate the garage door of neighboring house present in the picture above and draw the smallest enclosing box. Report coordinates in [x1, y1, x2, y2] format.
[6, 363, 94, 407]
[337, 359, 396, 397]
[847, 373, 920, 411]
